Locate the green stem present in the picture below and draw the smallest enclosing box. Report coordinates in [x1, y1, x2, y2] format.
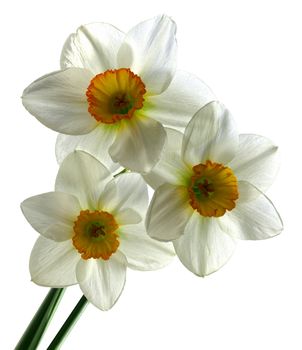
[47, 295, 88, 350]
[114, 168, 128, 177]
[15, 288, 65, 350]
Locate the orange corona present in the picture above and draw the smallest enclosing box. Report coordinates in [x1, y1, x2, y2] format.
[73, 210, 119, 260]
[188, 160, 239, 217]
[86, 68, 146, 124]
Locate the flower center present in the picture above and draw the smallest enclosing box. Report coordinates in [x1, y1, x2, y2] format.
[73, 210, 119, 260]
[188, 160, 239, 217]
[86, 68, 146, 124]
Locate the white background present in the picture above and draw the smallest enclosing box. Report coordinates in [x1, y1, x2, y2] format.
[1, 0, 301, 349]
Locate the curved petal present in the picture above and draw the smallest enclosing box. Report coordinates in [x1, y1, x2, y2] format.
[99, 173, 148, 217]
[146, 184, 193, 241]
[144, 128, 191, 189]
[119, 223, 175, 270]
[115, 208, 142, 225]
[97, 178, 118, 212]
[219, 181, 283, 240]
[55, 124, 121, 173]
[109, 115, 166, 173]
[22, 68, 97, 135]
[55, 151, 113, 210]
[228, 134, 280, 192]
[182, 101, 238, 166]
[118, 15, 177, 95]
[61, 23, 125, 74]
[30, 237, 79, 287]
[173, 211, 237, 277]
[147, 70, 215, 128]
[21, 192, 80, 241]
[76, 251, 127, 310]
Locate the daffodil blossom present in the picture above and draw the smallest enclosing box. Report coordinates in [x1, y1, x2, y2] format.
[145, 101, 283, 276]
[21, 151, 174, 310]
[22, 15, 214, 173]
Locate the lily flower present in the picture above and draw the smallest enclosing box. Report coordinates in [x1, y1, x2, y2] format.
[22, 15, 214, 173]
[21, 151, 174, 310]
[146, 101, 283, 276]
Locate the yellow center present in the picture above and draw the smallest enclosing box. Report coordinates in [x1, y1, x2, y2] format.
[72, 210, 119, 260]
[86, 68, 146, 124]
[188, 160, 239, 217]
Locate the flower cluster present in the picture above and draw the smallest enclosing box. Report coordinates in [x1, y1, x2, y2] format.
[21, 15, 282, 310]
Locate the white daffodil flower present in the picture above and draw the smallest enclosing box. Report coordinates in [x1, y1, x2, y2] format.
[21, 151, 174, 310]
[22, 15, 214, 173]
[145, 101, 283, 277]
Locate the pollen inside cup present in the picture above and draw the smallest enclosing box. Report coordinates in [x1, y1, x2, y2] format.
[188, 160, 239, 217]
[73, 210, 119, 260]
[86, 68, 146, 124]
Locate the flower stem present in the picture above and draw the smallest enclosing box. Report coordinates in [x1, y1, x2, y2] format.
[114, 168, 128, 177]
[15, 288, 65, 350]
[47, 295, 88, 350]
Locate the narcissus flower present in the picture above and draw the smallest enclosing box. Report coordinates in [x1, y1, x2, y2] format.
[21, 151, 174, 310]
[22, 15, 214, 173]
[145, 101, 283, 276]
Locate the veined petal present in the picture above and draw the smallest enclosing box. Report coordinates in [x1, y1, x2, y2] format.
[55, 151, 113, 210]
[228, 134, 280, 192]
[21, 192, 80, 241]
[182, 101, 238, 166]
[76, 251, 127, 310]
[115, 208, 142, 225]
[22, 68, 97, 135]
[97, 178, 118, 212]
[55, 124, 121, 174]
[109, 115, 166, 173]
[99, 173, 148, 217]
[147, 70, 215, 128]
[118, 15, 177, 95]
[144, 128, 192, 189]
[119, 223, 175, 270]
[173, 212, 237, 277]
[61, 23, 125, 74]
[146, 184, 193, 241]
[219, 181, 283, 240]
[30, 237, 79, 287]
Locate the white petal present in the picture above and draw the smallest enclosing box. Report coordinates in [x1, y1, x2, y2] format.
[114, 173, 148, 215]
[22, 68, 97, 135]
[55, 151, 113, 210]
[182, 101, 238, 166]
[219, 181, 283, 240]
[119, 223, 175, 270]
[61, 23, 125, 74]
[144, 128, 192, 189]
[115, 208, 142, 225]
[100, 173, 148, 217]
[118, 15, 177, 95]
[30, 237, 79, 287]
[97, 178, 118, 212]
[76, 251, 127, 310]
[147, 70, 215, 127]
[55, 124, 121, 174]
[228, 134, 280, 192]
[21, 192, 80, 241]
[146, 184, 193, 241]
[236, 180, 261, 201]
[109, 115, 166, 173]
[173, 212, 237, 277]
